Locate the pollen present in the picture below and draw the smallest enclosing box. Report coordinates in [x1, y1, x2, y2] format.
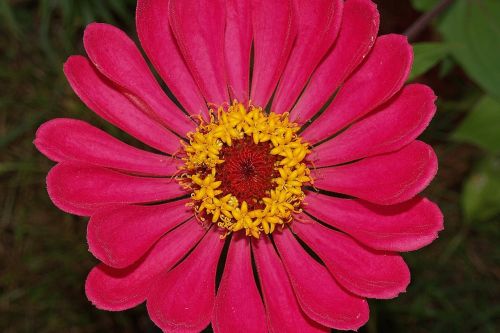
[179, 101, 312, 238]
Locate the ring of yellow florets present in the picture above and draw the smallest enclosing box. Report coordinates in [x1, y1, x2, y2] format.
[179, 101, 312, 238]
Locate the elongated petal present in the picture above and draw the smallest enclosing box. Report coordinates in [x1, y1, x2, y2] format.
[274, 229, 369, 330]
[212, 235, 267, 333]
[64, 56, 180, 155]
[169, 0, 229, 105]
[253, 237, 328, 333]
[304, 193, 444, 252]
[302, 34, 413, 144]
[87, 199, 192, 268]
[83, 23, 195, 136]
[47, 162, 186, 216]
[311, 141, 438, 205]
[293, 217, 410, 299]
[147, 229, 224, 333]
[250, 0, 297, 108]
[35, 118, 181, 176]
[225, 0, 252, 102]
[292, 0, 379, 124]
[272, 0, 343, 114]
[85, 219, 205, 311]
[311, 84, 437, 166]
[136, 0, 208, 117]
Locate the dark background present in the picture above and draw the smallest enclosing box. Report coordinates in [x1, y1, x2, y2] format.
[1, 0, 499, 332]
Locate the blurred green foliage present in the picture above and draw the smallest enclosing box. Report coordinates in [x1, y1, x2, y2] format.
[1, 0, 499, 332]
[408, 42, 450, 81]
[439, 0, 500, 101]
[461, 156, 500, 223]
[410, 0, 441, 11]
[453, 96, 500, 155]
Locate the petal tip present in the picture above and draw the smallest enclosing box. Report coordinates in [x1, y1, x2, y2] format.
[46, 163, 93, 216]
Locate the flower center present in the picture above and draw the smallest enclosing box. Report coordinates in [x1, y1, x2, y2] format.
[179, 101, 312, 238]
[216, 137, 277, 210]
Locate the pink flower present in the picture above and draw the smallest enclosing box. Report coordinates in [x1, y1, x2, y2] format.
[34, 0, 443, 332]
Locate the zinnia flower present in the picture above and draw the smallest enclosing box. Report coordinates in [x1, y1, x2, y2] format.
[35, 0, 444, 331]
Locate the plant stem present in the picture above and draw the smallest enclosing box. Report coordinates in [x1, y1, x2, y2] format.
[404, 0, 456, 42]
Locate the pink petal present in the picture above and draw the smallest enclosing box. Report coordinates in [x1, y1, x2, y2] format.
[87, 199, 192, 268]
[136, 0, 208, 118]
[212, 235, 267, 333]
[311, 84, 437, 166]
[302, 34, 413, 144]
[225, 0, 252, 102]
[83, 23, 195, 136]
[272, 0, 343, 114]
[85, 219, 205, 311]
[250, 0, 297, 108]
[292, 0, 379, 124]
[253, 236, 328, 333]
[304, 193, 444, 252]
[64, 56, 181, 155]
[168, 0, 229, 105]
[293, 216, 411, 299]
[274, 229, 369, 330]
[147, 229, 224, 333]
[47, 162, 186, 216]
[35, 118, 181, 176]
[311, 141, 438, 205]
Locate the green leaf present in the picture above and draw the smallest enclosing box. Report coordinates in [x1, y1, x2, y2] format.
[411, 0, 440, 12]
[409, 42, 450, 81]
[439, 0, 500, 100]
[438, 56, 455, 78]
[462, 156, 500, 223]
[452, 95, 500, 154]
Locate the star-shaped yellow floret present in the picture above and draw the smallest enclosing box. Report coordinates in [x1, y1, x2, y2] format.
[191, 169, 222, 201]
